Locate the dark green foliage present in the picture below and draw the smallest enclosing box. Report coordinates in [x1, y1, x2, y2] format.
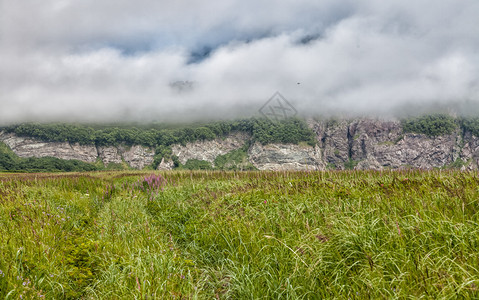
[344, 159, 359, 170]
[1, 118, 316, 149]
[2, 121, 246, 147]
[152, 145, 173, 169]
[16, 157, 98, 172]
[182, 159, 213, 170]
[171, 155, 181, 168]
[0, 142, 17, 170]
[250, 118, 316, 146]
[459, 117, 479, 137]
[104, 162, 126, 171]
[401, 114, 457, 136]
[213, 145, 256, 170]
[447, 158, 467, 169]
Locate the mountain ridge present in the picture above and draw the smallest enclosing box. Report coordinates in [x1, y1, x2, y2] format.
[1, 116, 479, 172]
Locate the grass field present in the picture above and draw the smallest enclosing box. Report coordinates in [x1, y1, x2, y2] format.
[0, 170, 478, 299]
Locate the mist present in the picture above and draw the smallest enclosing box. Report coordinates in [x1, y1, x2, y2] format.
[1, 0, 479, 124]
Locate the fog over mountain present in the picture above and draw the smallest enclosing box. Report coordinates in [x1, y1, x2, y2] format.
[1, 0, 479, 124]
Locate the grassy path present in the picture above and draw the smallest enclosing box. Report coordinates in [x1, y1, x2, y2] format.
[1, 170, 479, 298]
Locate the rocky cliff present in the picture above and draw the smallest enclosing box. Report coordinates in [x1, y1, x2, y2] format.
[0, 131, 154, 169]
[1, 118, 478, 171]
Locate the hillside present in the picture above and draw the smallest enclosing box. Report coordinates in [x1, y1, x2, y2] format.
[1, 115, 479, 172]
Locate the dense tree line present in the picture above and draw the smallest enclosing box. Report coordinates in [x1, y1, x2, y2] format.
[1, 118, 316, 147]
[401, 114, 457, 136]
[250, 118, 316, 146]
[459, 117, 479, 137]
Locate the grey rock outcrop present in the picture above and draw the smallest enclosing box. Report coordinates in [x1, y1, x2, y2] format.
[120, 145, 154, 169]
[0, 132, 98, 163]
[248, 142, 325, 170]
[311, 120, 350, 169]
[157, 158, 174, 170]
[98, 146, 123, 165]
[460, 132, 479, 170]
[0, 131, 156, 169]
[171, 132, 248, 166]
[309, 118, 466, 170]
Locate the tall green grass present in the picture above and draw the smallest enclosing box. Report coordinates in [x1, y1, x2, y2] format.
[1, 170, 478, 298]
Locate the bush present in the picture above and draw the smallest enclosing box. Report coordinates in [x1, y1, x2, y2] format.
[213, 145, 256, 170]
[251, 117, 316, 146]
[401, 114, 457, 136]
[460, 117, 479, 137]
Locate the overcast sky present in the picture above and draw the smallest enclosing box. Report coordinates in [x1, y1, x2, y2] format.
[1, 0, 479, 123]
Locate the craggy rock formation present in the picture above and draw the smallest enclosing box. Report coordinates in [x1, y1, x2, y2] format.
[157, 158, 175, 170]
[311, 120, 351, 169]
[98, 146, 123, 165]
[459, 132, 479, 170]
[248, 143, 324, 171]
[171, 132, 248, 165]
[3, 119, 479, 170]
[310, 118, 470, 170]
[120, 145, 154, 169]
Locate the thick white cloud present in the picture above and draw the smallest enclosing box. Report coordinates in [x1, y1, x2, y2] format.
[1, 0, 478, 123]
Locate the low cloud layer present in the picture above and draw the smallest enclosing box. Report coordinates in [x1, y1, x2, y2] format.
[1, 0, 479, 124]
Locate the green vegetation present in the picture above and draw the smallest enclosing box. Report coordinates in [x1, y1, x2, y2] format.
[250, 118, 316, 146]
[401, 114, 457, 136]
[213, 145, 256, 171]
[446, 158, 468, 169]
[181, 159, 213, 170]
[344, 158, 359, 170]
[460, 117, 479, 137]
[1, 117, 316, 148]
[175, 146, 257, 171]
[1, 170, 479, 298]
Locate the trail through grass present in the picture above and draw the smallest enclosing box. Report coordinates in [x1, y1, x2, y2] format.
[1, 170, 478, 298]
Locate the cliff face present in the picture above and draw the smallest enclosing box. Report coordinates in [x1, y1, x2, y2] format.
[0, 132, 99, 163]
[2, 119, 478, 171]
[171, 132, 248, 166]
[0, 131, 154, 169]
[248, 143, 324, 171]
[311, 119, 472, 170]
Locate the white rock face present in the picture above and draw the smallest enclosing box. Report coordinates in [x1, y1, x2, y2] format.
[0, 131, 155, 169]
[157, 158, 174, 170]
[0, 132, 98, 163]
[248, 142, 325, 170]
[171, 132, 248, 166]
[98, 146, 123, 165]
[120, 145, 154, 169]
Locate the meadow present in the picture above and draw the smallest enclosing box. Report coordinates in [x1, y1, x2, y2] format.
[0, 170, 478, 299]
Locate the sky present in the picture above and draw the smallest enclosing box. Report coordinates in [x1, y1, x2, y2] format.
[1, 0, 479, 124]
